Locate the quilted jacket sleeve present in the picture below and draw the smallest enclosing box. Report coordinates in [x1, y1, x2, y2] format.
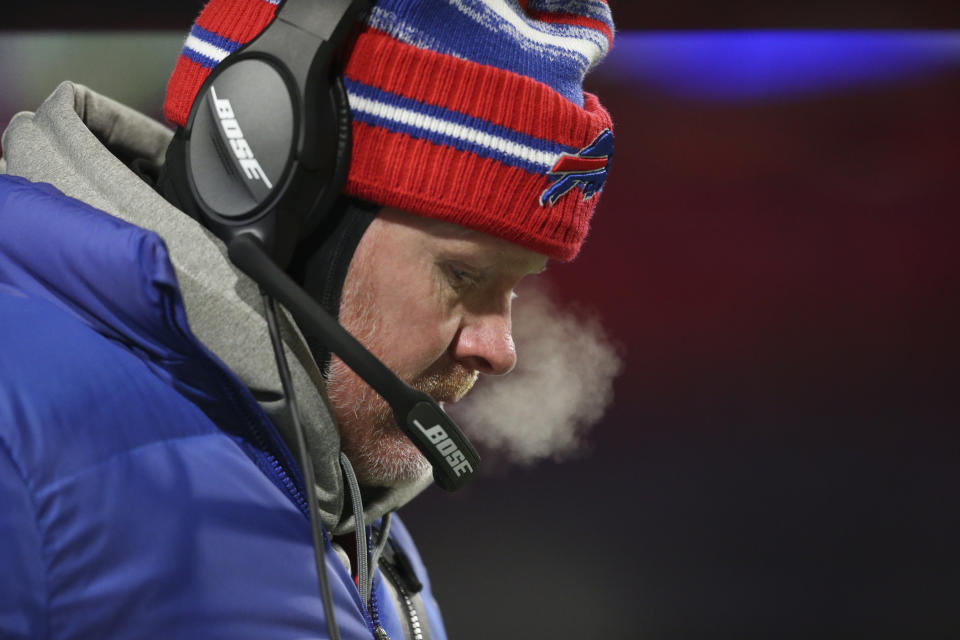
[0, 436, 46, 638]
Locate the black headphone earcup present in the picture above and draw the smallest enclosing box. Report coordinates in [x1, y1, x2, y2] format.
[158, 0, 375, 270]
[302, 75, 353, 239]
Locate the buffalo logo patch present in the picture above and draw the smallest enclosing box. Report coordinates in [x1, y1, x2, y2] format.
[540, 129, 614, 207]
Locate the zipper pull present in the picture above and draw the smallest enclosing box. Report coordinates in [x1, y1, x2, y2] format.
[374, 626, 391, 640]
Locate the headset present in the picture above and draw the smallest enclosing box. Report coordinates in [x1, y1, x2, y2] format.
[158, 0, 481, 635]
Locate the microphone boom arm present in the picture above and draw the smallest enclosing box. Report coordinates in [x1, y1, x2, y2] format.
[228, 233, 480, 491]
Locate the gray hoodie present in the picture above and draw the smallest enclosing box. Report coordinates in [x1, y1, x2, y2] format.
[0, 81, 432, 536]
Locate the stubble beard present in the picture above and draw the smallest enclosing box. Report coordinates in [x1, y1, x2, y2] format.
[326, 270, 478, 487]
[327, 358, 478, 486]
[327, 356, 430, 486]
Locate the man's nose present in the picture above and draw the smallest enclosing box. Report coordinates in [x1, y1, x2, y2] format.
[450, 312, 517, 376]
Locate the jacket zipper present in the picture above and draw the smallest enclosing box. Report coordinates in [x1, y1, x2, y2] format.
[368, 574, 390, 640]
[214, 366, 310, 515]
[379, 559, 424, 640]
[171, 314, 310, 516]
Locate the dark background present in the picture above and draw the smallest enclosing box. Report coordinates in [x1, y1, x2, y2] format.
[3, 3, 959, 638]
[4, 1, 960, 29]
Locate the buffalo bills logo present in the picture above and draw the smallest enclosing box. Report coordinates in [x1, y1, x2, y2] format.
[540, 129, 614, 207]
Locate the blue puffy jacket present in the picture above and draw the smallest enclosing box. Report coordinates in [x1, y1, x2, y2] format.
[0, 174, 445, 639]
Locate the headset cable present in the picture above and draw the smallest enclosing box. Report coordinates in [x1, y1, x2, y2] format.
[261, 289, 343, 640]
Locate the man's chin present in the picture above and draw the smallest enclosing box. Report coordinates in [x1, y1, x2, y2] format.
[346, 434, 433, 487]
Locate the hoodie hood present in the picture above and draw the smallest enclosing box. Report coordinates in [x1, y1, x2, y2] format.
[0, 81, 431, 533]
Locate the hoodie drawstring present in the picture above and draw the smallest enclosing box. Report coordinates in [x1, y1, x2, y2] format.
[339, 452, 369, 602]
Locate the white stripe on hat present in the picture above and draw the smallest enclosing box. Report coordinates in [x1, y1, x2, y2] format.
[183, 34, 231, 63]
[347, 91, 560, 170]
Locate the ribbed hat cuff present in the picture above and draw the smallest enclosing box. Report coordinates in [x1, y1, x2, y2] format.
[342, 30, 613, 262]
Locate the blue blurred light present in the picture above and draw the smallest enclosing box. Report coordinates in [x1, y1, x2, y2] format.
[601, 32, 960, 100]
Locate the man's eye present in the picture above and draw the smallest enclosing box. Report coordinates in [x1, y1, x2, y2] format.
[446, 264, 478, 288]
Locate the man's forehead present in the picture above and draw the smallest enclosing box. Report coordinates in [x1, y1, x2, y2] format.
[379, 207, 549, 273]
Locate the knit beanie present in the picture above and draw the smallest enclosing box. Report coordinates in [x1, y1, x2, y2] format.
[164, 0, 614, 262]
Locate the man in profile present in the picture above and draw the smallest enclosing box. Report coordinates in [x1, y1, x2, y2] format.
[0, 0, 615, 637]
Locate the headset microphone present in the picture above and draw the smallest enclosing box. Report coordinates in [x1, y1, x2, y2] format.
[228, 233, 480, 491]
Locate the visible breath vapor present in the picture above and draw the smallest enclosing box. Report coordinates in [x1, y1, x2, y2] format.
[448, 282, 623, 464]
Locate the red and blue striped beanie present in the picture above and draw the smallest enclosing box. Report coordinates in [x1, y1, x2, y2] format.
[164, 0, 614, 261]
